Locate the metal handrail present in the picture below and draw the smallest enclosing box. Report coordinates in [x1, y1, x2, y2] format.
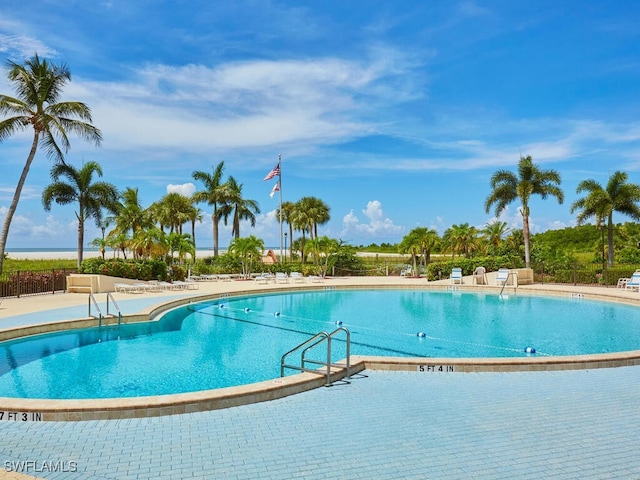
[106, 292, 122, 326]
[280, 327, 351, 386]
[88, 293, 103, 328]
[499, 272, 519, 296]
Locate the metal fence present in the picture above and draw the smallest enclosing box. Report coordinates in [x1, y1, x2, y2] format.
[532, 262, 640, 287]
[0, 268, 77, 298]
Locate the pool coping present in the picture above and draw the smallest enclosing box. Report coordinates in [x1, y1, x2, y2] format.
[3, 283, 640, 421]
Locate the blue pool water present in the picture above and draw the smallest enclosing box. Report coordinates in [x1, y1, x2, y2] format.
[1, 289, 640, 399]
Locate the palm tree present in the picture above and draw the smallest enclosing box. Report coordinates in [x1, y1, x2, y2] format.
[109, 187, 153, 258]
[442, 223, 478, 258]
[306, 236, 338, 277]
[222, 176, 260, 239]
[571, 171, 640, 267]
[278, 201, 296, 261]
[0, 54, 102, 273]
[42, 161, 118, 267]
[228, 235, 264, 278]
[192, 162, 229, 256]
[151, 192, 193, 234]
[294, 197, 330, 239]
[485, 155, 564, 268]
[481, 220, 511, 254]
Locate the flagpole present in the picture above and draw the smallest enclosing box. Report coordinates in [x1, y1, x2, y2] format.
[278, 154, 283, 262]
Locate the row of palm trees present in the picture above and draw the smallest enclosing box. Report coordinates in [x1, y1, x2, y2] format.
[484, 155, 640, 269]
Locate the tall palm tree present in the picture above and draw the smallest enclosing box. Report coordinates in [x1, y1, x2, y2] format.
[42, 161, 118, 268]
[192, 162, 229, 256]
[293, 197, 330, 240]
[221, 176, 260, 239]
[485, 155, 564, 268]
[571, 171, 640, 267]
[0, 54, 102, 273]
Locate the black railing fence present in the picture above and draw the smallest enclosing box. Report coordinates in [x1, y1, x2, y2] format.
[531, 262, 640, 287]
[0, 268, 77, 298]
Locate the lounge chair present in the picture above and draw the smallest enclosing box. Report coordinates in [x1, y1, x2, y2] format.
[450, 267, 463, 285]
[275, 272, 289, 284]
[495, 268, 510, 286]
[254, 273, 273, 285]
[473, 266, 487, 285]
[401, 265, 412, 277]
[290, 272, 305, 283]
[617, 277, 630, 289]
[625, 271, 640, 291]
[308, 275, 323, 283]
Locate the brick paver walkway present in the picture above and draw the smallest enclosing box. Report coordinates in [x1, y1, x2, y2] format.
[2, 366, 640, 479]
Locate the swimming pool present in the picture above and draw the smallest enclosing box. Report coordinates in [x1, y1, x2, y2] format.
[1, 288, 640, 400]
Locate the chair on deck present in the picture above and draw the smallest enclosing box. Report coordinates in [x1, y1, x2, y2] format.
[625, 271, 640, 291]
[450, 267, 463, 285]
[495, 268, 510, 286]
[275, 272, 289, 284]
[473, 266, 487, 285]
[401, 265, 412, 277]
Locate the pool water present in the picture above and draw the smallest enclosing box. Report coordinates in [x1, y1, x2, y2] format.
[1, 289, 640, 399]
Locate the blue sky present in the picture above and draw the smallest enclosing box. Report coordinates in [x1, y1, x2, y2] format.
[1, 1, 640, 251]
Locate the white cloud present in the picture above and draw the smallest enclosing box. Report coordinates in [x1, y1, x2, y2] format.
[167, 183, 196, 197]
[341, 200, 403, 239]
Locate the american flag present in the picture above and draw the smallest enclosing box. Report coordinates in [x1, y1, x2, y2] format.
[263, 163, 280, 181]
[269, 181, 280, 198]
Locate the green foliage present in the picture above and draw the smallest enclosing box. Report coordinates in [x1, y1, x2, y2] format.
[426, 255, 523, 281]
[79, 257, 168, 281]
[192, 255, 241, 274]
[3, 258, 76, 272]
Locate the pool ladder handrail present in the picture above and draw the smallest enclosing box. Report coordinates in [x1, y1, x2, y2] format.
[498, 272, 519, 297]
[280, 327, 351, 386]
[88, 293, 122, 329]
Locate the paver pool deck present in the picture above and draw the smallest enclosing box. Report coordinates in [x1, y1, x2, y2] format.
[1, 276, 640, 479]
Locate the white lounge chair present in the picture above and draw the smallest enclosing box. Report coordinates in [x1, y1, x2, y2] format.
[625, 271, 640, 291]
[290, 272, 305, 283]
[401, 265, 412, 277]
[495, 269, 510, 286]
[275, 272, 289, 284]
[254, 273, 273, 284]
[450, 267, 463, 285]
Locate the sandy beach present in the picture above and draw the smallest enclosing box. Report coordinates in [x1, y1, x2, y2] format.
[5, 249, 219, 260]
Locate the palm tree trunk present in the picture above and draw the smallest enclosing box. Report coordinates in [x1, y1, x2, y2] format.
[0, 133, 39, 274]
[523, 214, 531, 268]
[213, 212, 219, 257]
[77, 217, 85, 268]
[607, 214, 615, 267]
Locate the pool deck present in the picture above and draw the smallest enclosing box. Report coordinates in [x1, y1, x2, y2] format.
[2, 276, 640, 478]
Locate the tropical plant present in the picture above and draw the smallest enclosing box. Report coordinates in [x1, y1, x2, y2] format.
[442, 223, 479, 258]
[306, 235, 338, 277]
[109, 187, 153, 258]
[167, 232, 195, 265]
[278, 201, 296, 261]
[293, 197, 330, 240]
[42, 161, 119, 267]
[192, 161, 229, 256]
[570, 171, 640, 266]
[485, 155, 564, 268]
[228, 235, 264, 278]
[0, 54, 102, 273]
[481, 220, 511, 254]
[221, 176, 260, 239]
[151, 192, 194, 234]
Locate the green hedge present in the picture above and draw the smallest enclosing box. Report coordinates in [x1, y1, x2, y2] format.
[426, 255, 524, 281]
[80, 258, 170, 281]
